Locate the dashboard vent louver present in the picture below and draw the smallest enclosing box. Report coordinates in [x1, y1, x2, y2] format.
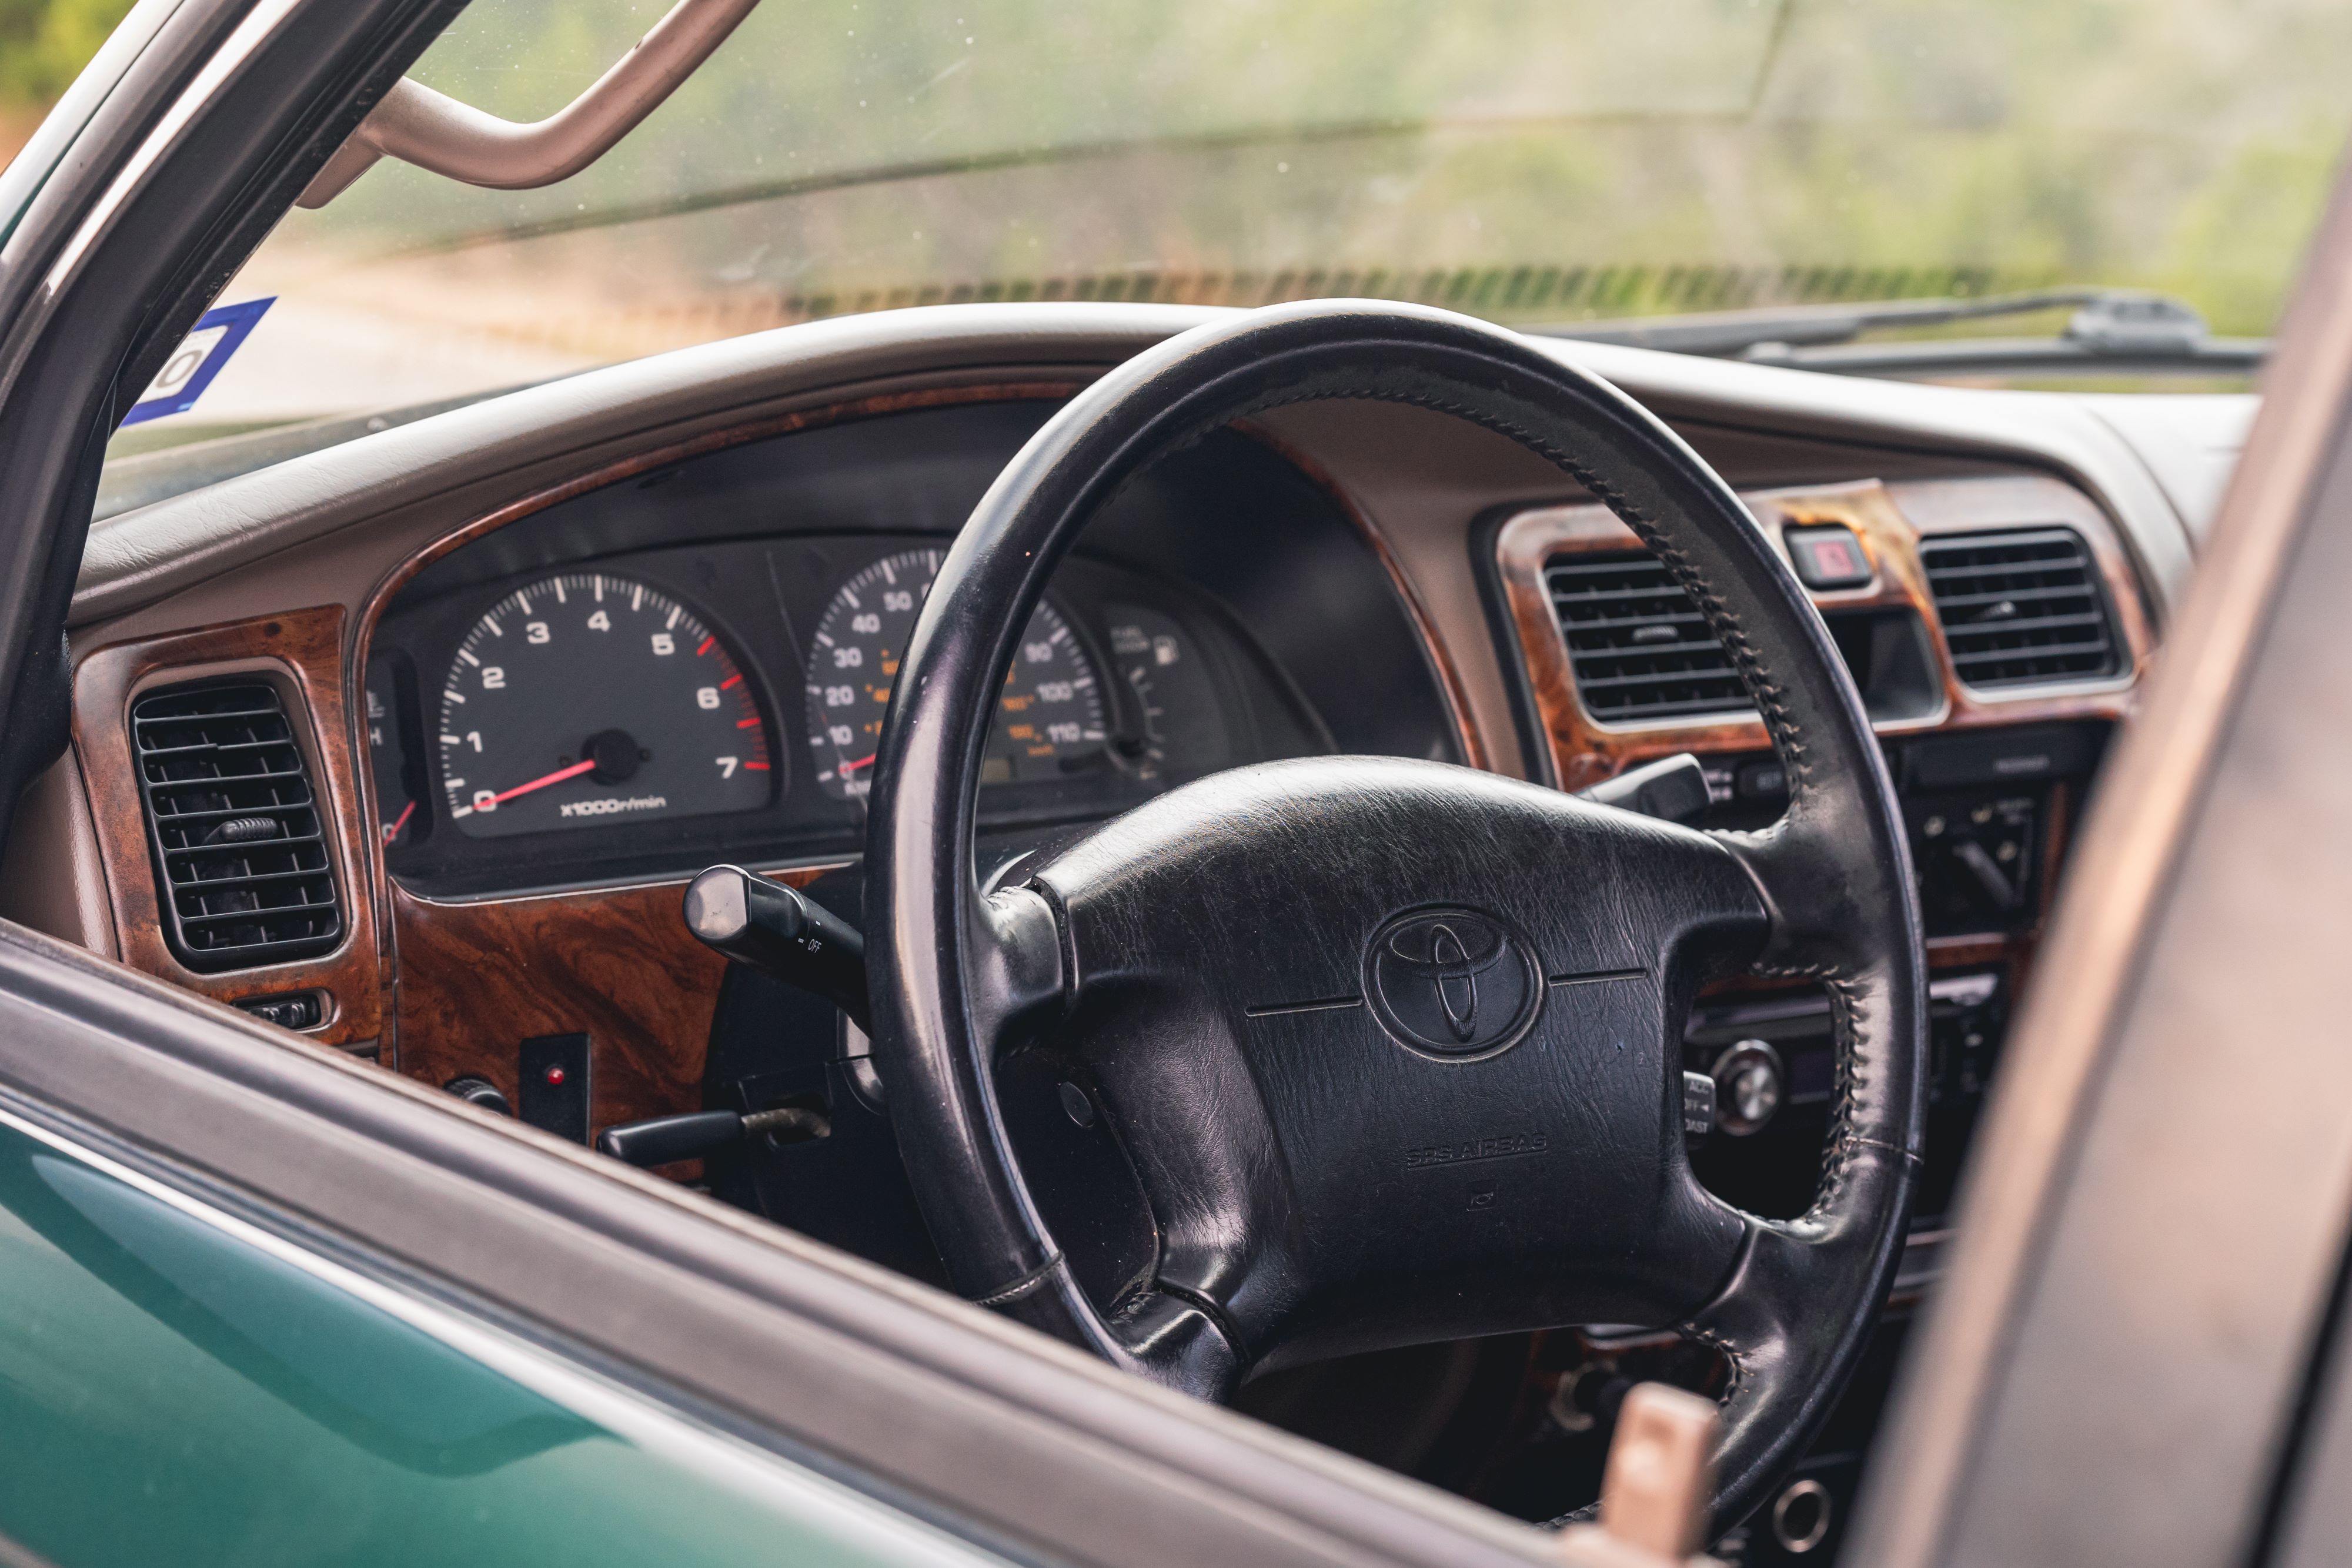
[132, 681, 342, 972]
[1545, 553, 1753, 723]
[1920, 528, 2118, 690]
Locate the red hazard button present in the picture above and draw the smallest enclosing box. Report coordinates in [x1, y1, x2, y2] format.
[1783, 524, 1875, 590]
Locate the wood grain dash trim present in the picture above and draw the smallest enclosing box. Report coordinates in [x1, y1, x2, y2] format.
[70, 604, 385, 1047]
[1493, 475, 2150, 793]
[392, 867, 836, 1135]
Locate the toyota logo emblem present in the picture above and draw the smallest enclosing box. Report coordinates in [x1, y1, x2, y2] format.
[1364, 907, 1541, 1058]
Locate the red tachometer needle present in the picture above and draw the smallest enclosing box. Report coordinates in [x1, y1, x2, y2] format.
[489, 758, 597, 804]
[838, 753, 877, 774]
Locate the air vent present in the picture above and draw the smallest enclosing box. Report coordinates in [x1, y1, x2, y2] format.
[1546, 553, 1753, 723]
[132, 681, 342, 972]
[1920, 529, 2118, 690]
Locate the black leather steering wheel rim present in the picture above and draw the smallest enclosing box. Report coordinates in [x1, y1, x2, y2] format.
[866, 300, 1926, 1536]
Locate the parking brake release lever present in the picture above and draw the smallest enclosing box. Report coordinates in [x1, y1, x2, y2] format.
[680, 864, 868, 1029]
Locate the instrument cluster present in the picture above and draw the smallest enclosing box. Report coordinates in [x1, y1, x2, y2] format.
[368, 531, 1282, 898]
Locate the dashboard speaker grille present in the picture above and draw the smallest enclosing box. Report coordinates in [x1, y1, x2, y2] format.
[1920, 528, 2118, 690]
[132, 681, 342, 972]
[1545, 552, 1753, 723]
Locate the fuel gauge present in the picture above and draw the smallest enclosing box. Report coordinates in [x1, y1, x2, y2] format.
[1104, 606, 1230, 784]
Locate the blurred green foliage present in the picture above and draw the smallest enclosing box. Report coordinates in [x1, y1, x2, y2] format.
[23, 1, 2352, 349]
[0, 0, 133, 108]
[252, 0, 2351, 344]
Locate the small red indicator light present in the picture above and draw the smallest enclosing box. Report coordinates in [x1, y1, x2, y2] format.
[544, 1065, 566, 1086]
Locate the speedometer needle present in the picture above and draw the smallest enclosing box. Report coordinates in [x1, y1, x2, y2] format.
[838, 753, 877, 774]
[489, 758, 598, 804]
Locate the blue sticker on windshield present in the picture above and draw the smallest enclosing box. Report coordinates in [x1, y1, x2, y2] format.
[120, 296, 274, 427]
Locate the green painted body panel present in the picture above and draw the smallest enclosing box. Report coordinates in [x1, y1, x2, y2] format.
[0, 1114, 990, 1568]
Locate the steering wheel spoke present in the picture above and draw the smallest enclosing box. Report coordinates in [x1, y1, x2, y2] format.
[967, 883, 1069, 1057]
[1712, 813, 1877, 979]
[983, 1265, 1245, 1400]
[1675, 1139, 1918, 1510]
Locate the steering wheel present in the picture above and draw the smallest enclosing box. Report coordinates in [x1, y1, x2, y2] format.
[864, 301, 1925, 1535]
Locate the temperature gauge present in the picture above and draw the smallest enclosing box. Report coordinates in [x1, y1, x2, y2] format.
[365, 654, 418, 848]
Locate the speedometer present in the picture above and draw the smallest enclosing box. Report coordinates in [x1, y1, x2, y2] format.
[436, 572, 774, 838]
[806, 548, 1108, 800]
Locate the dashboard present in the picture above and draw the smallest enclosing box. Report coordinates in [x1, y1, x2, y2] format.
[27, 304, 2206, 1176]
[9, 302, 2244, 1554]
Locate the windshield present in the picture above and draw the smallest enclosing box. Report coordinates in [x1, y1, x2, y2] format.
[110, 0, 2352, 452]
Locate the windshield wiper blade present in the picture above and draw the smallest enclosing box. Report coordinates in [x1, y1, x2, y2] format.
[1534, 287, 2264, 371]
[1732, 332, 2266, 379]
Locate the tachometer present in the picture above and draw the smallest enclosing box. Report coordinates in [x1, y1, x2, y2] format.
[436, 573, 774, 839]
[806, 548, 1108, 800]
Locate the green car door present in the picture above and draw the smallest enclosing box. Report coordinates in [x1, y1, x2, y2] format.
[0, 1104, 1001, 1568]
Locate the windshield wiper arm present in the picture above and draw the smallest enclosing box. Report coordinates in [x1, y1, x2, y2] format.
[1534, 287, 2261, 369]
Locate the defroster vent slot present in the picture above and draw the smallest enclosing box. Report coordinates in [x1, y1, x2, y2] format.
[133, 680, 343, 972]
